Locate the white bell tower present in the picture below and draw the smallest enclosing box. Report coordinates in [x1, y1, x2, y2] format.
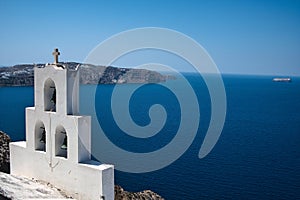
[10, 49, 114, 200]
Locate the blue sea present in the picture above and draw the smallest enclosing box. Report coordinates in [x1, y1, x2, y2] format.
[1, 74, 300, 199]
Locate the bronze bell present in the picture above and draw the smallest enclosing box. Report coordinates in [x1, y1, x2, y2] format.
[61, 131, 67, 150]
[40, 127, 46, 143]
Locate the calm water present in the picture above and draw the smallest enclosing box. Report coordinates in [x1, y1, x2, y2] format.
[0, 74, 300, 199]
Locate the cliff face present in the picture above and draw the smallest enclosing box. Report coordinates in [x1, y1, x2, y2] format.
[97, 66, 167, 84]
[0, 131, 10, 173]
[0, 63, 169, 86]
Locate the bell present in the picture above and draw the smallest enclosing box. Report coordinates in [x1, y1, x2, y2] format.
[50, 87, 56, 104]
[61, 135, 67, 150]
[40, 127, 46, 143]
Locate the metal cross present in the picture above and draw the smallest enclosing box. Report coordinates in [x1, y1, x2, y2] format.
[52, 48, 60, 64]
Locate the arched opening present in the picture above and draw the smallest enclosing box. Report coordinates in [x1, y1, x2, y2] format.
[34, 121, 46, 152]
[44, 78, 56, 112]
[55, 125, 68, 158]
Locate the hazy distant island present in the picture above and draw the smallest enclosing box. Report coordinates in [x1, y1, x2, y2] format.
[0, 62, 174, 87]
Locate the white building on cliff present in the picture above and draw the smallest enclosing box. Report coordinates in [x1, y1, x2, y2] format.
[10, 49, 114, 200]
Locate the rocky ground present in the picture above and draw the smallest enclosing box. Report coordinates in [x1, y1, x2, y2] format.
[0, 131, 164, 200]
[0, 172, 69, 199]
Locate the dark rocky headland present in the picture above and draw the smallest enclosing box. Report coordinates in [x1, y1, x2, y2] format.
[0, 62, 173, 86]
[0, 131, 164, 200]
[0, 131, 10, 174]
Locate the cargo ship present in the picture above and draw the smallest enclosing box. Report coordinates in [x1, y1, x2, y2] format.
[272, 77, 291, 82]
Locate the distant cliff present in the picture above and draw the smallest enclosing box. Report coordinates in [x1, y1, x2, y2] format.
[0, 62, 172, 86]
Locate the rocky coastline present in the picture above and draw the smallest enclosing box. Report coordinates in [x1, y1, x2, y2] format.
[0, 131, 10, 174]
[0, 63, 172, 87]
[0, 131, 164, 200]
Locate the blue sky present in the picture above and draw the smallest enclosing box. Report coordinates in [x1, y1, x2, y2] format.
[0, 0, 299, 75]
